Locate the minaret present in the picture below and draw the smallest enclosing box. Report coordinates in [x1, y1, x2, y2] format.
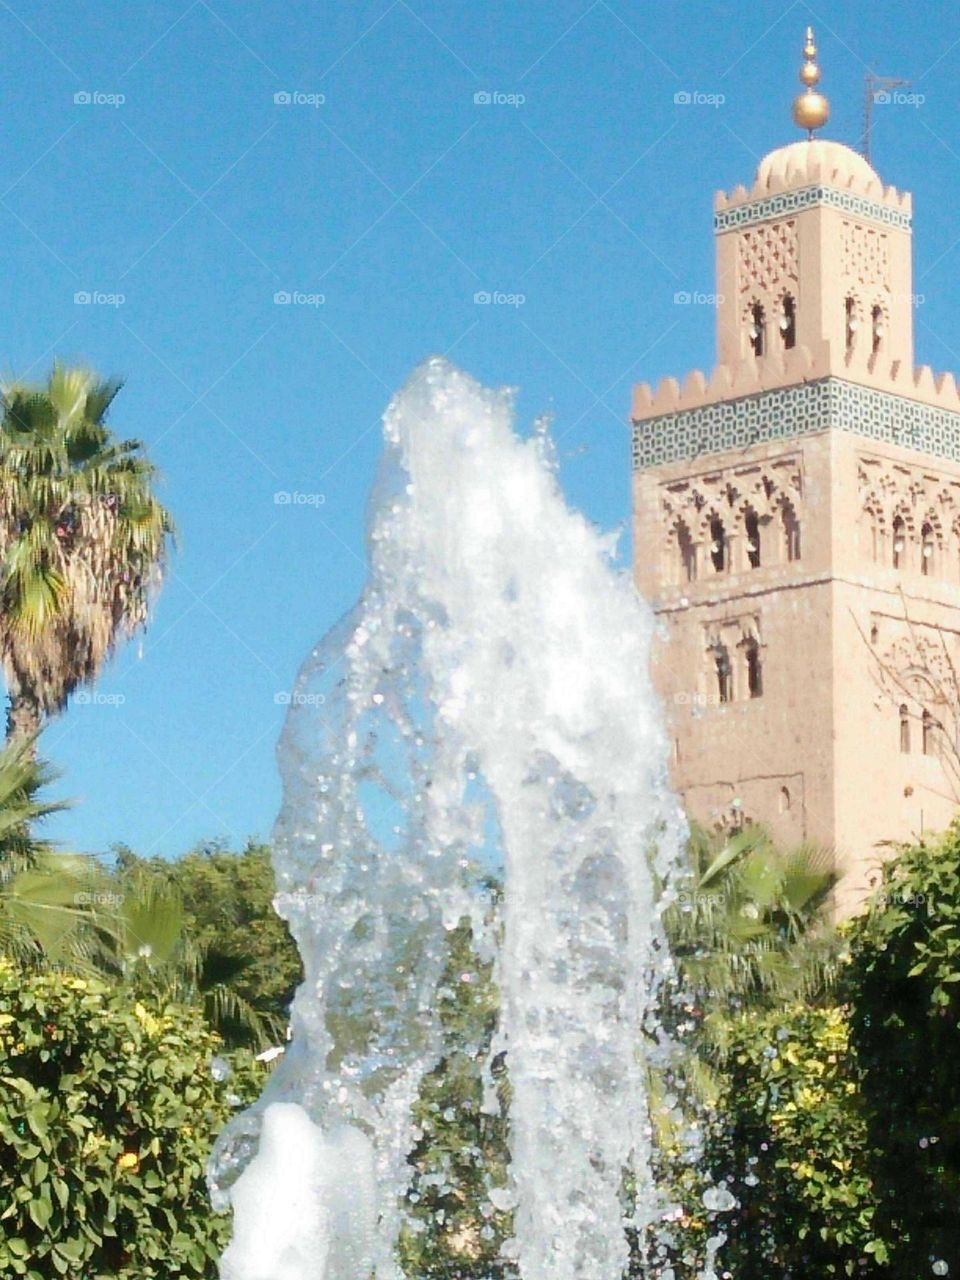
[632, 31, 960, 913]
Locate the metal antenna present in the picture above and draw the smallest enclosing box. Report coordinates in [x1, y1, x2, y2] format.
[863, 72, 910, 163]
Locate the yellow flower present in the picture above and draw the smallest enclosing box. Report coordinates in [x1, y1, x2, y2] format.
[133, 1003, 160, 1036]
[116, 1152, 139, 1173]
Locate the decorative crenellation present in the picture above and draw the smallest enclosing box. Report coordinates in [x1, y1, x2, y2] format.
[841, 221, 890, 289]
[738, 219, 798, 295]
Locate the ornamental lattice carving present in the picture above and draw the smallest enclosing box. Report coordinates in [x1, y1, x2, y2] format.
[738, 220, 798, 295]
[841, 221, 889, 289]
[857, 455, 960, 533]
[660, 455, 803, 546]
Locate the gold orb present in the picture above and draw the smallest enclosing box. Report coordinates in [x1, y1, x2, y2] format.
[792, 90, 830, 131]
[800, 61, 821, 87]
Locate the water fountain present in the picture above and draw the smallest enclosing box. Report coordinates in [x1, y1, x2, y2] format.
[210, 357, 689, 1279]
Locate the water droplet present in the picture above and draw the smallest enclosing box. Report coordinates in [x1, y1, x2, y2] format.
[702, 1185, 737, 1212]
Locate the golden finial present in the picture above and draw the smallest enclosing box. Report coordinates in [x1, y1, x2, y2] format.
[792, 25, 830, 136]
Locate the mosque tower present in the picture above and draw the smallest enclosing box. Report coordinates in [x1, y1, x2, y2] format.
[632, 30, 960, 911]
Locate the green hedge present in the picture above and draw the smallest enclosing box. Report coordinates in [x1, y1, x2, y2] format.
[0, 960, 262, 1278]
[843, 824, 960, 1275]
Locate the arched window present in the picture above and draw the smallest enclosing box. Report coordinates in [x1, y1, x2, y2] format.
[845, 296, 860, 354]
[745, 510, 761, 569]
[709, 516, 727, 573]
[714, 645, 733, 704]
[872, 304, 884, 355]
[749, 303, 766, 357]
[861, 504, 883, 563]
[779, 295, 796, 349]
[779, 786, 791, 813]
[892, 516, 906, 570]
[921, 522, 935, 576]
[900, 704, 911, 753]
[923, 710, 937, 757]
[675, 519, 697, 583]
[744, 639, 763, 698]
[781, 502, 801, 562]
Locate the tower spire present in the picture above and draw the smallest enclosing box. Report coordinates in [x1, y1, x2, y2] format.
[792, 26, 830, 138]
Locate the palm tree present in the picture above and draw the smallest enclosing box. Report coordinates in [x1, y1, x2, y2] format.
[103, 868, 284, 1049]
[647, 822, 841, 1159]
[664, 822, 839, 1054]
[0, 363, 173, 741]
[0, 734, 98, 966]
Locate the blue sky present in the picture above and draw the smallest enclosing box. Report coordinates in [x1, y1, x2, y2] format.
[3, 0, 958, 857]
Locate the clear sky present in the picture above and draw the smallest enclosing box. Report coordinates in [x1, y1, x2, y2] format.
[4, 0, 958, 858]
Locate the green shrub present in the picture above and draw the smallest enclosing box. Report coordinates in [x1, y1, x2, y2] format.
[645, 1004, 884, 1278]
[843, 824, 960, 1275]
[706, 1004, 882, 1276]
[399, 922, 513, 1279]
[0, 960, 262, 1278]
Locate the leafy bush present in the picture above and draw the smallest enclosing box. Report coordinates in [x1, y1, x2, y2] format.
[0, 960, 262, 1278]
[115, 840, 302, 1045]
[399, 921, 513, 1279]
[703, 1004, 882, 1277]
[843, 824, 960, 1276]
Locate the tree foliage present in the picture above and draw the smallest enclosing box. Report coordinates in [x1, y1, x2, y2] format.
[843, 823, 960, 1276]
[0, 960, 263, 1278]
[115, 840, 302, 1045]
[0, 364, 173, 741]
